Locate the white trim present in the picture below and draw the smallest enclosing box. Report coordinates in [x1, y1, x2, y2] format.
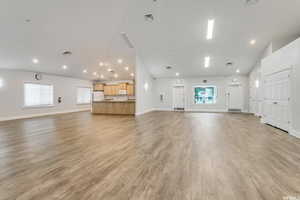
[290, 128, 300, 139]
[135, 108, 155, 116]
[155, 108, 174, 111]
[0, 108, 91, 122]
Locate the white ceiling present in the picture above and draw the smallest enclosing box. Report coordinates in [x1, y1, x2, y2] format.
[1, 0, 300, 80]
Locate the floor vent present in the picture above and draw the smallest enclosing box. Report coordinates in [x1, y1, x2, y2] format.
[228, 109, 242, 113]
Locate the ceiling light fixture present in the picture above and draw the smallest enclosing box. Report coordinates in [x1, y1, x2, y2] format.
[32, 58, 39, 64]
[0, 79, 3, 88]
[236, 69, 240, 73]
[93, 72, 98, 76]
[114, 74, 119, 78]
[206, 19, 215, 40]
[125, 67, 129, 71]
[99, 62, 104, 66]
[204, 56, 210, 68]
[107, 68, 113, 72]
[83, 69, 88, 73]
[250, 39, 256, 45]
[62, 65, 68, 70]
[117, 59, 123, 64]
[100, 74, 104, 79]
[175, 72, 180, 77]
[130, 73, 135, 77]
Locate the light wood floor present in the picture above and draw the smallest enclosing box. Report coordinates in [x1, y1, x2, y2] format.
[0, 111, 300, 200]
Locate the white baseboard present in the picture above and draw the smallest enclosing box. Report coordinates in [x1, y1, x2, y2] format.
[135, 108, 155, 116]
[0, 108, 91, 122]
[290, 128, 300, 139]
[154, 108, 174, 111]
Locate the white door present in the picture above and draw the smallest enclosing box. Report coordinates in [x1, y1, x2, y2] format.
[228, 85, 243, 110]
[263, 70, 290, 131]
[173, 86, 185, 110]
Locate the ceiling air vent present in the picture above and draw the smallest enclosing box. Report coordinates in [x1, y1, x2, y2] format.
[245, 0, 259, 5]
[144, 14, 154, 22]
[226, 62, 234, 67]
[165, 66, 172, 70]
[62, 50, 72, 56]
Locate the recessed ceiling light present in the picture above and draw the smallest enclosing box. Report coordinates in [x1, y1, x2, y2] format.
[175, 72, 180, 77]
[107, 68, 113, 72]
[124, 66, 129, 71]
[117, 59, 123, 64]
[100, 74, 104, 79]
[204, 56, 210, 68]
[250, 39, 256, 45]
[62, 65, 68, 70]
[206, 19, 215, 40]
[0, 79, 3, 88]
[114, 74, 119, 78]
[236, 69, 240, 73]
[99, 62, 104, 66]
[83, 69, 88, 73]
[130, 73, 135, 77]
[32, 58, 39, 64]
[93, 72, 98, 76]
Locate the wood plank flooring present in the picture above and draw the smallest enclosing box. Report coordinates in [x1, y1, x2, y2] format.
[0, 111, 299, 200]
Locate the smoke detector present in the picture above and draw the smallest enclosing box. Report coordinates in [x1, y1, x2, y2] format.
[245, 0, 259, 5]
[144, 14, 154, 22]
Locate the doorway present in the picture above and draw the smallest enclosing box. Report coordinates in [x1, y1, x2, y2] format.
[173, 85, 185, 111]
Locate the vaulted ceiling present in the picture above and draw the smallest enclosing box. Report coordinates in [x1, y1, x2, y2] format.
[1, 0, 300, 80]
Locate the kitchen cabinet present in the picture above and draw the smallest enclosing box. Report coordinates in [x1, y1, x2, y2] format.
[127, 84, 135, 96]
[119, 83, 127, 90]
[104, 85, 120, 96]
[94, 83, 104, 91]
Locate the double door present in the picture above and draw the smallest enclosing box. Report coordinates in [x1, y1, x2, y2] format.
[263, 70, 290, 131]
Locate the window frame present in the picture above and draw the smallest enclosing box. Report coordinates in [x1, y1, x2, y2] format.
[76, 86, 92, 105]
[23, 82, 54, 108]
[193, 85, 217, 105]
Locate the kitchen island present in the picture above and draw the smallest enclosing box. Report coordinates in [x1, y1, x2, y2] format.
[92, 100, 135, 115]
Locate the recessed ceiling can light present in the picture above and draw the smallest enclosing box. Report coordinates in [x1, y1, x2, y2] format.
[62, 65, 68, 70]
[117, 59, 123, 64]
[130, 73, 135, 77]
[236, 69, 240, 73]
[204, 56, 210, 68]
[0, 79, 3, 88]
[83, 69, 88, 73]
[93, 72, 98, 76]
[32, 58, 39, 64]
[124, 66, 129, 71]
[100, 74, 104, 79]
[114, 74, 119, 78]
[207, 19, 215, 40]
[99, 62, 104, 66]
[250, 39, 256, 45]
[107, 68, 113, 72]
[175, 72, 180, 77]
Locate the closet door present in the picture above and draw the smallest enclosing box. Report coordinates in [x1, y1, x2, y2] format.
[263, 70, 290, 131]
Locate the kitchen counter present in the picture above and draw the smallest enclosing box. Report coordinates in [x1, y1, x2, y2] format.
[92, 101, 135, 115]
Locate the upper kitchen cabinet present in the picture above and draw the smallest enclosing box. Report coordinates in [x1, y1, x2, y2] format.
[127, 84, 135, 96]
[94, 83, 104, 91]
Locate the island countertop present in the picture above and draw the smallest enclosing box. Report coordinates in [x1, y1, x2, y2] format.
[92, 100, 135, 115]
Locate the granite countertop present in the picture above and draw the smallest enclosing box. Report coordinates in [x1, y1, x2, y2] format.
[93, 100, 136, 103]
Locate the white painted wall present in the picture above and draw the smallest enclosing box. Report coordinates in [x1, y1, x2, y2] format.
[0, 69, 92, 121]
[135, 56, 155, 115]
[154, 76, 249, 112]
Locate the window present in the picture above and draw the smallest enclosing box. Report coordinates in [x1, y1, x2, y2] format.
[77, 87, 91, 104]
[24, 83, 54, 107]
[194, 86, 217, 104]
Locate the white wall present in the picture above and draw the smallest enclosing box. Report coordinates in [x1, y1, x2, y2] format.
[154, 76, 249, 112]
[0, 69, 92, 121]
[135, 56, 155, 115]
